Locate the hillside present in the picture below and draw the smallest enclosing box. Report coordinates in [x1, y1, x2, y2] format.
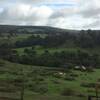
[0, 25, 79, 35]
[1, 59, 100, 100]
[0, 25, 100, 100]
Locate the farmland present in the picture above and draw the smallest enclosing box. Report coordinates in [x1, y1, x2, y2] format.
[0, 59, 100, 100]
[0, 26, 100, 100]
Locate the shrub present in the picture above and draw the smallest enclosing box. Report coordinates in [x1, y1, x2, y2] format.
[87, 89, 94, 93]
[0, 60, 5, 67]
[33, 84, 48, 94]
[64, 76, 75, 81]
[97, 78, 100, 82]
[37, 77, 44, 82]
[70, 73, 78, 77]
[80, 82, 95, 88]
[76, 93, 85, 97]
[61, 88, 75, 96]
[52, 79, 61, 84]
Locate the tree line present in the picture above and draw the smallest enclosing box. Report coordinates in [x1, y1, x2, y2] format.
[8, 47, 100, 68]
[15, 30, 100, 48]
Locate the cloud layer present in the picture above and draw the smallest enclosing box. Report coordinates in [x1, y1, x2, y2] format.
[0, 0, 100, 29]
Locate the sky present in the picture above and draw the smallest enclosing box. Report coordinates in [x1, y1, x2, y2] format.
[0, 0, 100, 29]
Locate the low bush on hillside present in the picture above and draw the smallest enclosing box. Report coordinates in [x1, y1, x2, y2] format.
[0, 60, 5, 67]
[80, 82, 95, 88]
[61, 88, 75, 96]
[52, 79, 61, 84]
[64, 76, 76, 81]
[76, 93, 86, 97]
[33, 84, 48, 94]
[70, 73, 79, 77]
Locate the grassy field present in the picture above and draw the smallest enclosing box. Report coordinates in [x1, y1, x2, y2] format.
[0, 34, 47, 43]
[24, 93, 87, 100]
[13, 34, 47, 41]
[0, 34, 33, 45]
[16, 45, 100, 56]
[0, 59, 100, 100]
[16, 46, 82, 55]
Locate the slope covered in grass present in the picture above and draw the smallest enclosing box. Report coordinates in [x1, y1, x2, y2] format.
[0, 59, 100, 100]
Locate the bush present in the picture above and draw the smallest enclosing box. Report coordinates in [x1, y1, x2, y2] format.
[80, 82, 95, 88]
[0, 60, 5, 67]
[87, 89, 94, 93]
[97, 78, 100, 82]
[64, 76, 75, 81]
[37, 77, 44, 82]
[70, 73, 78, 77]
[52, 79, 61, 84]
[76, 93, 85, 97]
[41, 71, 53, 76]
[32, 75, 44, 82]
[33, 84, 48, 94]
[61, 88, 75, 96]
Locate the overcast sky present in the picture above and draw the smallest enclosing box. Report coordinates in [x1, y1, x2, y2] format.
[0, 0, 100, 29]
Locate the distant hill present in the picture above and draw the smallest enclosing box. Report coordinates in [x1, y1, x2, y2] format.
[0, 25, 79, 35]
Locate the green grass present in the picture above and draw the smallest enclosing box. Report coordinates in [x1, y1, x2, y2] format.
[0, 33, 47, 44]
[15, 34, 32, 40]
[16, 46, 81, 55]
[0, 34, 33, 45]
[14, 33, 46, 40]
[24, 92, 87, 100]
[1, 59, 100, 100]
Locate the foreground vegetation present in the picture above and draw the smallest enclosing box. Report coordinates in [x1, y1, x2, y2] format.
[1, 59, 100, 100]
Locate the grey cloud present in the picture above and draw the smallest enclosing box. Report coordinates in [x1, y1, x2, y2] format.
[78, 0, 100, 18]
[80, 8, 100, 18]
[0, 4, 53, 25]
[0, 0, 100, 29]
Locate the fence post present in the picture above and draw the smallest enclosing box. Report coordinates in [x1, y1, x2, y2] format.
[96, 84, 99, 100]
[88, 96, 92, 100]
[20, 81, 25, 100]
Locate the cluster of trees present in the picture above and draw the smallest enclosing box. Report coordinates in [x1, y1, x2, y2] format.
[15, 30, 100, 48]
[76, 30, 100, 48]
[9, 47, 100, 68]
[0, 42, 12, 59]
[1, 28, 100, 49]
[15, 33, 76, 48]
